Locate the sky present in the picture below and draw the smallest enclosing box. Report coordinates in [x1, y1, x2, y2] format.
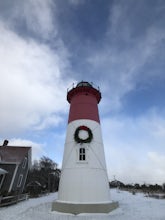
[0, 0, 165, 185]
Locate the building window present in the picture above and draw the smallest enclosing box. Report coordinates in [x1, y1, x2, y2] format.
[22, 157, 27, 169]
[79, 148, 86, 161]
[17, 174, 23, 187]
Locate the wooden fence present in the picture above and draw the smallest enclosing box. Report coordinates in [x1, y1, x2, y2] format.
[0, 193, 28, 207]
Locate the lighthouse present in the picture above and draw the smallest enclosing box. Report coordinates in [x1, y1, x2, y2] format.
[52, 81, 118, 214]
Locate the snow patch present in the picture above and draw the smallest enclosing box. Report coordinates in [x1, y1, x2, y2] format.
[0, 190, 165, 220]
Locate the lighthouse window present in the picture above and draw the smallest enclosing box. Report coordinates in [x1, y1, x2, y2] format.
[79, 148, 86, 161]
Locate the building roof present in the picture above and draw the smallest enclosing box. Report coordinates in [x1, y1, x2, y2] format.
[0, 146, 31, 164]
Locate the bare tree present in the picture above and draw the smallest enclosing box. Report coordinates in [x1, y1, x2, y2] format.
[39, 156, 57, 171]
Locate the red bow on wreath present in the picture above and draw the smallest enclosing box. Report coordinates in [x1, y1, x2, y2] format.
[79, 125, 88, 131]
[74, 125, 93, 143]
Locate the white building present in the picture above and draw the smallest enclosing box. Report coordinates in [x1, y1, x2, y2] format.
[52, 82, 118, 214]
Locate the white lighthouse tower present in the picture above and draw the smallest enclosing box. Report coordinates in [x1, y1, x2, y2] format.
[52, 81, 118, 214]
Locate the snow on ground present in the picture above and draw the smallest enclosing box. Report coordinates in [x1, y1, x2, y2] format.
[0, 189, 164, 220]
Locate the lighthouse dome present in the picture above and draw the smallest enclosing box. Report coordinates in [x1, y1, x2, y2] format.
[76, 81, 92, 87]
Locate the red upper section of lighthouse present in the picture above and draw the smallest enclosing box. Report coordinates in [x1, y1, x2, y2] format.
[67, 82, 101, 123]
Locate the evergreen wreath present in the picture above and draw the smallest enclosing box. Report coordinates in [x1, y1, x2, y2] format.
[74, 125, 93, 143]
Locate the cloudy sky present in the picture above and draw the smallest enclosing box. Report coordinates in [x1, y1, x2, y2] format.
[0, 0, 165, 185]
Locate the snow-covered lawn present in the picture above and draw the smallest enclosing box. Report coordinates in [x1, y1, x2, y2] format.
[0, 189, 164, 220]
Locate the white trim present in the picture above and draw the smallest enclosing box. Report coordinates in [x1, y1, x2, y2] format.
[22, 157, 27, 169]
[0, 174, 5, 189]
[21, 166, 29, 193]
[0, 168, 8, 174]
[8, 164, 19, 193]
[0, 162, 19, 165]
[17, 174, 23, 187]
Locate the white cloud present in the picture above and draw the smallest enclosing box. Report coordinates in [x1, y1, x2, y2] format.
[68, 0, 85, 6]
[89, 26, 165, 112]
[0, 20, 73, 136]
[9, 0, 56, 39]
[87, 3, 165, 113]
[148, 152, 165, 171]
[102, 110, 165, 184]
[34, 114, 63, 130]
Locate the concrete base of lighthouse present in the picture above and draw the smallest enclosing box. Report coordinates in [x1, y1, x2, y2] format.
[52, 200, 119, 215]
